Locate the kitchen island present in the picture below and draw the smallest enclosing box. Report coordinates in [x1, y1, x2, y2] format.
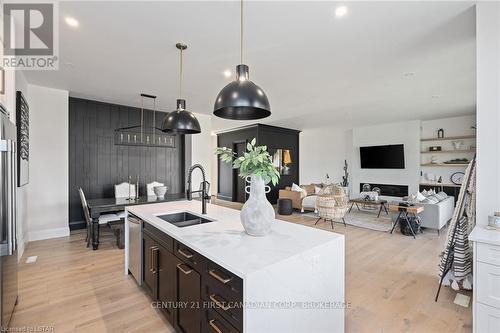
[125, 200, 345, 333]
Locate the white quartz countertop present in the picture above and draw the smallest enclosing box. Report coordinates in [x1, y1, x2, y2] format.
[470, 225, 500, 246]
[127, 200, 344, 278]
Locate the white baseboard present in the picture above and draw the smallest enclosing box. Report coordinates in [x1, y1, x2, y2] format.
[28, 227, 70, 242]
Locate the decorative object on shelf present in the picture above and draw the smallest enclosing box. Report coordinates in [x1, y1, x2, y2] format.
[213, 0, 270, 120]
[451, 140, 463, 150]
[437, 128, 444, 138]
[115, 93, 177, 147]
[430, 155, 438, 164]
[444, 158, 469, 164]
[372, 187, 381, 200]
[487, 213, 500, 230]
[362, 183, 371, 192]
[161, 43, 201, 134]
[451, 172, 465, 185]
[215, 138, 279, 236]
[425, 173, 436, 182]
[437, 176, 443, 183]
[16, 91, 29, 187]
[429, 146, 442, 151]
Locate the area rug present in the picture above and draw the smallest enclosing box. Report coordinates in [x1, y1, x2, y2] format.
[302, 208, 393, 232]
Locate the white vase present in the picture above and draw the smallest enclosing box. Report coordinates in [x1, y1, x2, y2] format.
[240, 175, 275, 236]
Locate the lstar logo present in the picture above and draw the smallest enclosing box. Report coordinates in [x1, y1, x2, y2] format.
[2, 2, 59, 70]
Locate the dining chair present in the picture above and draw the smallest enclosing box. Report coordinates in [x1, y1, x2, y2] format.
[146, 181, 165, 196]
[78, 187, 121, 248]
[114, 182, 136, 199]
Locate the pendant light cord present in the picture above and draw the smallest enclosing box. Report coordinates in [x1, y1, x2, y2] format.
[179, 47, 183, 99]
[240, 0, 243, 64]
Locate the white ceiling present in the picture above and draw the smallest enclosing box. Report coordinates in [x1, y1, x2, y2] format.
[25, 1, 477, 131]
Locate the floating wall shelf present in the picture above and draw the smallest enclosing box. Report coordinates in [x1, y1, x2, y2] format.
[421, 149, 475, 154]
[421, 163, 469, 167]
[420, 135, 476, 142]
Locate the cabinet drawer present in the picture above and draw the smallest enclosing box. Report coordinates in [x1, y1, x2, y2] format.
[477, 242, 500, 266]
[205, 261, 243, 297]
[143, 222, 174, 252]
[202, 308, 240, 333]
[174, 240, 205, 271]
[202, 281, 243, 332]
[476, 302, 500, 333]
[477, 262, 500, 308]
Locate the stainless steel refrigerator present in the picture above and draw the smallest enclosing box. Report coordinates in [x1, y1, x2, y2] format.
[0, 109, 17, 328]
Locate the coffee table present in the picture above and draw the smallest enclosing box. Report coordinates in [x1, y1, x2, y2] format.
[348, 198, 388, 218]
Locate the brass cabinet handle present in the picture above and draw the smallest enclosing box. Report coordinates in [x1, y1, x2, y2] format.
[149, 247, 153, 272]
[151, 246, 159, 274]
[209, 269, 232, 284]
[178, 248, 193, 259]
[177, 263, 193, 275]
[209, 319, 224, 333]
[209, 294, 231, 311]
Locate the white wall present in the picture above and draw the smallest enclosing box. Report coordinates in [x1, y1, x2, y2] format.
[15, 71, 28, 258]
[476, 2, 500, 226]
[299, 127, 350, 185]
[420, 114, 476, 185]
[190, 113, 213, 194]
[350, 120, 421, 198]
[27, 85, 70, 241]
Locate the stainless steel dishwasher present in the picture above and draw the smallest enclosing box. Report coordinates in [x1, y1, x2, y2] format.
[128, 214, 142, 285]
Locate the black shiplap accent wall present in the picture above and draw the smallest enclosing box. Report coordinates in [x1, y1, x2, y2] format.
[69, 97, 188, 228]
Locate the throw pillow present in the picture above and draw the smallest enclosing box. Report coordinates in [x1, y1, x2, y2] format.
[416, 192, 426, 202]
[291, 183, 302, 192]
[314, 186, 322, 194]
[435, 191, 448, 201]
[423, 195, 439, 204]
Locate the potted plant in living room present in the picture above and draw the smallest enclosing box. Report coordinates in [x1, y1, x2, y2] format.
[215, 138, 280, 236]
[341, 159, 349, 197]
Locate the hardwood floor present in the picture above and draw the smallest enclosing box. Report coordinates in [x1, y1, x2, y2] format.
[11, 201, 471, 333]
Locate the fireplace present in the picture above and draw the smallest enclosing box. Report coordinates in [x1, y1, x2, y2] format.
[359, 183, 408, 197]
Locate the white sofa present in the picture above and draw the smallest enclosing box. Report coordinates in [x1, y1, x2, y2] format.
[391, 196, 455, 234]
[417, 196, 455, 232]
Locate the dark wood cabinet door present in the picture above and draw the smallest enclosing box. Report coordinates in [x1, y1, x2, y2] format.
[233, 141, 247, 203]
[175, 262, 201, 333]
[143, 233, 157, 298]
[157, 245, 177, 324]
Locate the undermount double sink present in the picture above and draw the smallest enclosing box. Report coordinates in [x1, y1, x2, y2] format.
[156, 211, 215, 228]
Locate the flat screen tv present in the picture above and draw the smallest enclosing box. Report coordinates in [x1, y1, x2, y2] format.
[360, 144, 405, 169]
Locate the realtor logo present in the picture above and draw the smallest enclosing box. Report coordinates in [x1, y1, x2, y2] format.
[2, 2, 59, 70]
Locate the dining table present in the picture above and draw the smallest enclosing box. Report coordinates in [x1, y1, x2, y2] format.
[87, 193, 185, 250]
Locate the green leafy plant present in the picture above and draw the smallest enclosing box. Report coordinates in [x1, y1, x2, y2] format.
[215, 138, 280, 186]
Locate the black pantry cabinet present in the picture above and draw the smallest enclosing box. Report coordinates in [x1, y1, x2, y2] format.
[217, 124, 300, 204]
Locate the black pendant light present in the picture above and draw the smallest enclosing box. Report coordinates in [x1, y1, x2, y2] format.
[213, 0, 271, 120]
[161, 43, 201, 134]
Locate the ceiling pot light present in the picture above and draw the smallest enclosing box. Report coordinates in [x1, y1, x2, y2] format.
[335, 6, 348, 17]
[65, 16, 79, 27]
[161, 43, 201, 134]
[213, 0, 271, 120]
